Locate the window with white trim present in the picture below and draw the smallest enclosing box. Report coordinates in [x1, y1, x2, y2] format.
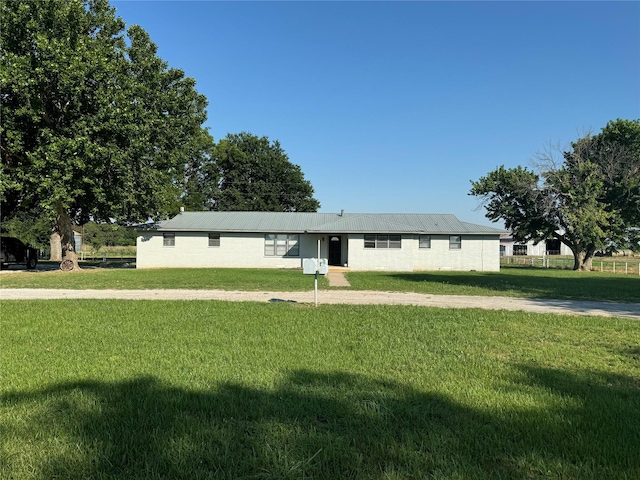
[419, 235, 431, 248]
[264, 234, 299, 257]
[208, 233, 220, 247]
[364, 234, 401, 249]
[449, 235, 462, 250]
[163, 233, 175, 247]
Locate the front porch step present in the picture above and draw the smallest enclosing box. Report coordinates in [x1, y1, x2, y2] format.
[328, 266, 351, 272]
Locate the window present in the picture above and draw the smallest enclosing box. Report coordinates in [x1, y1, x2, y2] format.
[364, 234, 401, 249]
[513, 244, 528, 255]
[364, 235, 376, 249]
[208, 233, 220, 247]
[264, 234, 299, 257]
[449, 235, 461, 250]
[545, 239, 561, 255]
[163, 233, 175, 247]
[419, 235, 431, 248]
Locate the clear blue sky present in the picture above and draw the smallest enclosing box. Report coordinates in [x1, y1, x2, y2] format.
[111, 0, 639, 227]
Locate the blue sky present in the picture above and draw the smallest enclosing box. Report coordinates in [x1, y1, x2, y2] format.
[111, 1, 639, 227]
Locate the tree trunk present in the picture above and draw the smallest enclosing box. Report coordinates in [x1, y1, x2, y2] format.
[55, 200, 80, 271]
[50, 231, 62, 261]
[572, 246, 595, 271]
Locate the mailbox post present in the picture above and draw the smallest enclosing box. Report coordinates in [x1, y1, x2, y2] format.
[303, 257, 328, 306]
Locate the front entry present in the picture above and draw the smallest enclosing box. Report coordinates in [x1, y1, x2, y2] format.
[328, 235, 342, 266]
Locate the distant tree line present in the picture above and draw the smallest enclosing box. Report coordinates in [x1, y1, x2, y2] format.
[82, 223, 137, 249]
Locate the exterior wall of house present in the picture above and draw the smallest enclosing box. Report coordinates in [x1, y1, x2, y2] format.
[501, 240, 572, 256]
[136, 231, 325, 269]
[346, 234, 500, 272]
[137, 231, 500, 271]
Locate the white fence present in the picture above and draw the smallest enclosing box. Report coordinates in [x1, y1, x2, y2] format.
[501, 256, 640, 275]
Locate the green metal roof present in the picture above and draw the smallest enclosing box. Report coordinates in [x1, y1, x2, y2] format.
[154, 212, 504, 235]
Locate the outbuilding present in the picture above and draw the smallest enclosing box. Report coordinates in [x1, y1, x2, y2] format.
[499, 233, 573, 257]
[136, 211, 504, 272]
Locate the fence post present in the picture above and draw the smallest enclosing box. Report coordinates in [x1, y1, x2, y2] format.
[613, 262, 616, 274]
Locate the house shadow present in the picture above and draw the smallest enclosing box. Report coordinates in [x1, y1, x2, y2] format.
[2, 368, 638, 479]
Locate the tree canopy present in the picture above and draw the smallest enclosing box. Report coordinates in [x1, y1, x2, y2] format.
[82, 221, 137, 249]
[184, 132, 320, 212]
[1, 0, 213, 269]
[470, 119, 640, 271]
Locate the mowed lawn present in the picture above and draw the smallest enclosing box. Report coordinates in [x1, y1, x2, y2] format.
[2, 265, 640, 302]
[1, 300, 639, 479]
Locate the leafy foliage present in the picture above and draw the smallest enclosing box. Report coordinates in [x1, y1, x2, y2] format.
[469, 165, 552, 242]
[82, 222, 137, 249]
[0, 0, 213, 267]
[594, 119, 640, 247]
[470, 119, 640, 270]
[0, 209, 51, 251]
[185, 132, 320, 212]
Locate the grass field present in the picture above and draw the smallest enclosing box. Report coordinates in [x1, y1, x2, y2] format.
[2, 266, 639, 303]
[345, 267, 640, 302]
[1, 300, 639, 479]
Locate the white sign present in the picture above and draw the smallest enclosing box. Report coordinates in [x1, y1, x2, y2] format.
[318, 258, 328, 274]
[303, 258, 329, 275]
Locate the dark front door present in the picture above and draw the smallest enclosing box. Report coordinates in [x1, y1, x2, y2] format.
[328, 236, 341, 266]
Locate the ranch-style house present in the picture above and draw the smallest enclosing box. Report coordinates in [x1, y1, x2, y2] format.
[136, 211, 505, 272]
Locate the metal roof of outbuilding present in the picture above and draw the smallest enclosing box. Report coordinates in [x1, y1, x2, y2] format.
[153, 212, 505, 235]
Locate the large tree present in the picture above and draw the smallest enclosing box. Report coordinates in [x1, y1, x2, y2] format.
[185, 132, 320, 212]
[1, 0, 212, 270]
[592, 119, 640, 247]
[470, 119, 640, 271]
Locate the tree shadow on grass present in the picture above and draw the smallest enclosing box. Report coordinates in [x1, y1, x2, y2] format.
[385, 270, 640, 303]
[1, 368, 638, 479]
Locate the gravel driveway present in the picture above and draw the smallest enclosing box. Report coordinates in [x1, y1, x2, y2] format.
[2, 288, 639, 319]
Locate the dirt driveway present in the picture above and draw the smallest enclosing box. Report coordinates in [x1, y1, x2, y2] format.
[2, 288, 639, 319]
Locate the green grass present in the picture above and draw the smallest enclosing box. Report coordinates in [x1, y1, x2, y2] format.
[345, 267, 640, 302]
[2, 266, 640, 302]
[1, 300, 639, 479]
[0, 267, 330, 291]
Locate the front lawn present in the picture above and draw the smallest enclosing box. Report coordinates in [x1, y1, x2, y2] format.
[1, 300, 639, 479]
[2, 266, 639, 303]
[0, 267, 329, 291]
[345, 267, 640, 302]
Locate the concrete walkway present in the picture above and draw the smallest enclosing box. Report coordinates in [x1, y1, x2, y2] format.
[326, 271, 351, 287]
[2, 288, 639, 319]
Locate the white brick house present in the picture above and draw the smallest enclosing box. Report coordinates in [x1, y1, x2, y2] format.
[136, 212, 504, 272]
[499, 233, 573, 257]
